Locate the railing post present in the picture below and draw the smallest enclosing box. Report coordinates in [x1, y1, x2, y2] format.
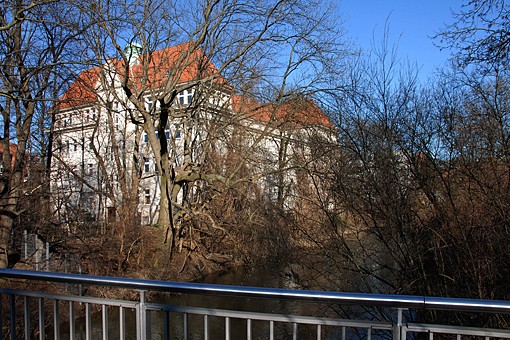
[393, 308, 404, 340]
[137, 290, 150, 340]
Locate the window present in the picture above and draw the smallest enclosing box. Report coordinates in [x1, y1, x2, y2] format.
[85, 109, 89, 123]
[154, 157, 159, 173]
[73, 142, 77, 152]
[144, 189, 150, 204]
[92, 108, 96, 120]
[88, 163, 94, 176]
[69, 114, 72, 126]
[165, 130, 170, 140]
[174, 124, 181, 139]
[146, 98, 153, 110]
[177, 90, 193, 106]
[144, 134, 148, 143]
[144, 158, 150, 173]
[66, 140, 70, 153]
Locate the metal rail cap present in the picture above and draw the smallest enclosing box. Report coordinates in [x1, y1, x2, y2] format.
[1, 269, 510, 313]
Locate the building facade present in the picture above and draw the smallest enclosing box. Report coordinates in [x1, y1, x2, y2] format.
[51, 43, 334, 226]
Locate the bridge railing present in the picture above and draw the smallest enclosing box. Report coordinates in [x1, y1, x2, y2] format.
[1, 268, 510, 339]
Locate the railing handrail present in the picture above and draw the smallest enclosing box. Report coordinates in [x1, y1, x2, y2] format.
[1, 268, 509, 314]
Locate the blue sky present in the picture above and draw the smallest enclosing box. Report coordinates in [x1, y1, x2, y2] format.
[340, 0, 466, 80]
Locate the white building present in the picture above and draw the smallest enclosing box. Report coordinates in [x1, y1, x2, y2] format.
[51, 42, 334, 226]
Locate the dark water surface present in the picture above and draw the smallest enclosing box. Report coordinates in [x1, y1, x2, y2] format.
[54, 263, 327, 339]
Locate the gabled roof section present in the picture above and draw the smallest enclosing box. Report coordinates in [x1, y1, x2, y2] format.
[57, 42, 226, 110]
[232, 95, 334, 129]
[123, 42, 226, 89]
[58, 67, 101, 109]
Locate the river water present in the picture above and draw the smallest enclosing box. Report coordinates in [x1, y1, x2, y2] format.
[54, 262, 330, 339]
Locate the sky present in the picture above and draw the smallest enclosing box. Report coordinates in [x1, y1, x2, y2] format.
[340, 0, 466, 81]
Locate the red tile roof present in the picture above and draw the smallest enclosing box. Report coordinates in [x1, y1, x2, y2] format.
[58, 42, 224, 109]
[57, 42, 333, 129]
[232, 94, 334, 128]
[0, 142, 18, 169]
[58, 67, 101, 109]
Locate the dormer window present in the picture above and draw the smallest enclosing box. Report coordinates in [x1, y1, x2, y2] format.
[177, 90, 193, 106]
[146, 98, 153, 110]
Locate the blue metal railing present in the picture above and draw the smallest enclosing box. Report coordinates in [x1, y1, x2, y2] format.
[1, 268, 510, 339]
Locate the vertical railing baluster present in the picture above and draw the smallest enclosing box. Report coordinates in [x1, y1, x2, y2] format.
[38, 297, 45, 340]
[401, 325, 407, 340]
[9, 294, 15, 340]
[247, 318, 252, 340]
[85, 303, 92, 340]
[53, 299, 60, 340]
[270, 320, 274, 340]
[183, 313, 188, 340]
[316, 324, 321, 340]
[341, 326, 346, 340]
[367, 327, 371, 340]
[429, 331, 433, 339]
[69, 301, 75, 340]
[0, 294, 3, 340]
[119, 306, 125, 340]
[225, 316, 230, 340]
[204, 314, 209, 340]
[102, 304, 108, 340]
[163, 311, 169, 340]
[135, 303, 140, 340]
[24, 296, 30, 340]
[293, 322, 297, 340]
[394, 308, 403, 340]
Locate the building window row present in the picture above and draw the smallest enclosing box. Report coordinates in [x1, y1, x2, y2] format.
[60, 108, 97, 128]
[60, 138, 94, 153]
[143, 90, 193, 111]
[143, 124, 182, 143]
[143, 157, 161, 174]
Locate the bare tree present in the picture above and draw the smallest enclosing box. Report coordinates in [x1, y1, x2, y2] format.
[436, 0, 510, 67]
[62, 0, 347, 261]
[0, 0, 86, 268]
